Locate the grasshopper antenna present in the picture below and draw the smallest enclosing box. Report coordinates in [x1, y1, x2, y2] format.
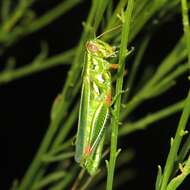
[97, 24, 122, 39]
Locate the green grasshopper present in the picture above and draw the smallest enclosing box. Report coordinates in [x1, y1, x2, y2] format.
[75, 38, 118, 175]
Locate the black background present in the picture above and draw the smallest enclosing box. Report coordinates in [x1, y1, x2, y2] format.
[2, 0, 190, 189]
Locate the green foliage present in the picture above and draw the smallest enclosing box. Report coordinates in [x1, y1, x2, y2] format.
[1, 0, 190, 190]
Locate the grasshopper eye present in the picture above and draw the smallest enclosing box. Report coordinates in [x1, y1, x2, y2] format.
[86, 42, 99, 53]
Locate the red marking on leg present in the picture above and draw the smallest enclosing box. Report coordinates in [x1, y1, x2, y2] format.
[105, 92, 112, 106]
[110, 64, 118, 70]
[84, 145, 92, 156]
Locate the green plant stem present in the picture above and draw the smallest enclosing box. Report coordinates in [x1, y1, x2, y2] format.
[171, 132, 190, 179]
[93, 0, 110, 30]
[2, 0, 33, 32]
[166, 156, 190, 190]
[148, 37, 187, 86]
[117, 0, 168, 42]
[24, 0, 81, 35]
[104, 0, 128, 31]
[17, 119, 61, 190]
[80, 175, 95, 190]
[181, 0, 190, 69]
[31, 137, 75, 187]
[50, 137, 74, 155]
[133, 0, 149, 19]
[121, 36, 188, 120]
[124, 34, 151, 101]
[0, 48, 75, 84]
[50, 103, 79, 150]
[119, 99, 185, 136]
[1, 0, 11, 21]
[106, 1, 134, 190]
[50, 165, 78, 190]
[160, 89, 190, 190]
[70, 169, 85, 190]
[0, 0, 80, 45]
[41, 152, 74, 163]
[149, 64, 188, 97]
[178, 134, 190, 163]
[31, 171, 66, 190]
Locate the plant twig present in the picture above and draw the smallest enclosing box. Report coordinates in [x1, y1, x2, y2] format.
[166, 156, 190, 190]
[124, 34, 151, 101]
[70, 169, 85, 190]
[120, 36, 188, 120]
[31, 171, 66, 190]
[106, 1, 134, 189]
[0, 48, 75, 84]
[160, 89, 190, 190]
[24, 0, 81, 35]
[1, 0, 11, 21]
[119, 99, 185, 136]
[2, 0, 33, 32]
[50, 165, 79, 190]
[41, 152, 74, 163]
[181, 0, 190, 69]
[159, 2, 190, 188]
[0, 0, 80, 46]
[178, 134, 190, 163]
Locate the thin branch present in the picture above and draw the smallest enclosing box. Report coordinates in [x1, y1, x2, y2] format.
[2, 0, 33, 32]
[0, 0, 80, 46]
[24, 0, 81, 35]
[106, 1, 134, 189]
[31, 171, 66, 190]
[41, 152, 74, 163]
[124, 34, 151, 101]
[119, 99, 185, 136]
[166, 156, 190, 190]
[181, 0, 190, 69]
[160, 89, 190, 190]
[0, 48, 75, 84]
[1, 0, 11, 21]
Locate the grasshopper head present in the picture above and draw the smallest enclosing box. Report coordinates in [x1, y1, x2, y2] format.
[86, 39, 116, 58]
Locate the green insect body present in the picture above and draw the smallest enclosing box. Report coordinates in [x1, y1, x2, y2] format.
[75, 39, 116, 175]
